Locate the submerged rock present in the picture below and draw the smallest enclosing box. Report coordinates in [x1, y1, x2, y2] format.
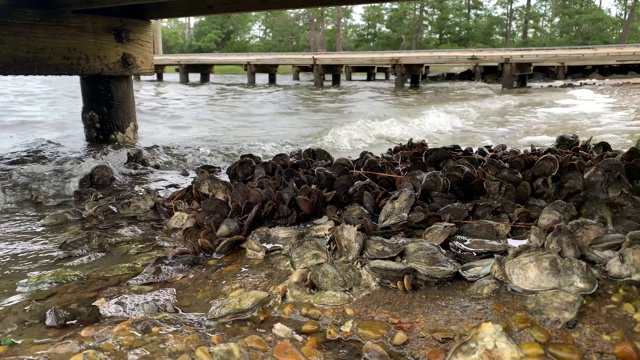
[127, 255, 199, 286]
[207, 290, 271, 322]
[525, 290, 583, 329]
[446, 322, 523, 359]
[16, 269, 87, 292]
[93, 288, 177, 317]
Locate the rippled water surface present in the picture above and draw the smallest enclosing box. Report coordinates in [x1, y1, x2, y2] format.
[1, 73, 640, 321]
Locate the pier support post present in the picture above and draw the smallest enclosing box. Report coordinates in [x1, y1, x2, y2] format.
[501, 62, 514, 90]
[293, 67, 300, 81]
[268, 73, 277, 85]
[345, 66, 353, 81]
[557, 65, 567, 80]
[155, 65, 165, 82]
[384, 69, 391, 80]
[133, 75, 141, 81]
[474, 65, 483, 81]
[366, 72, 375, 81]
[200, 73, 210, 83]
[516, 75, 528, 88]
[313, 65, 324, 88]
[247, 69, 256, 85]
[80, 75, 137, 144]
[410, 74, 420, 88]
[394, 64, 423, 89]
[332, 73, 341, 86]
[179, 65, 189, 84]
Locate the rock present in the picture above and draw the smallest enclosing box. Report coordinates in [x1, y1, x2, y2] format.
[356, 320, 391, 341]
[45, 307, 72, 327]
[589, 72, 605, 80]
[242, 230, 267, 260]
[518, 342, 545, 357]
[312, 291, 353, 307]
[46, 340, 81, 354]
[526, 290, 583, 329]
[92, 288, 177, 317]
[242, 335, 269, 352]
[208, 343, 248, 360]
[546, 343, 584, 360]
[69, 350, 107, 360]
[612, 340, 640, 360]
[166, 212, 190, 230]
[41, 209, 84, 226]
[207, 290, 271, 322]
[272, 323, 303, 342]
[301, 320, 321, 334]
[510, 314, 533, 331]
[529, 326, 550, 343]
[362, 341, 390, 360]
[392, 331, 408, 346]
[127, 255, 196, 285]
[446, 322, 523, 359]
[16, 269, 86, 292]
[273, 340, 306, 360]
[466, 277, 500, 298]
[195, 346, 213, 360]
[301, 345, 324, 360]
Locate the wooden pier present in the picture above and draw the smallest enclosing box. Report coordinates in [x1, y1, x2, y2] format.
[3, 0, 640, 144]
[154, 46, 640, 89]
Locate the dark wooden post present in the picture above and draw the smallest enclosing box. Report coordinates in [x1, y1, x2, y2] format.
[557, 65, 566, 80]
[366, 72, 374, 81]
[516, 74, 528, 88]
[332, 73, 341, 86]
[179, 65, 189, 84]
[345, 66, 353, 81]
[80, 75, 137, 144]
[474, 65, 483, 81]
[200, 73, 210, 83]
[384, 69, 391, 80]
[247, 65, 256, 85]
[155, 65, 165, 82]
[313, 65, 324, 88]
[268, 73, 277, 85]
[133, 75, 141, 81]
[293, 66, 300, 81]
[501, 62, 514, 90]
[394, 64, 406, 89]
[410, 74, 420, 87]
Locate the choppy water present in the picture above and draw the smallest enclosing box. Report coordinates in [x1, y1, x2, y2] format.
[1, 73, 640, 307]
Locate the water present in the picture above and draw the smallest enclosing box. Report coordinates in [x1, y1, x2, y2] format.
[0, 73, 639, 354]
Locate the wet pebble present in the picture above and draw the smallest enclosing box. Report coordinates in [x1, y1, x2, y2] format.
[357, 320, 391, 341]
[392, 331, 408, 346]
[511, 314, 534, 331]
[362, 341, 391, 360]
[195, 346, 212, 360]
[326, 325, 340, 340]
[274, 340, 306, 360]
[427, 349, 447, 360]
[547, 343, 584, 360]
[612, 340, 640, 360]
[301, 345, 324, 360]
[69, 350, 107, 360]
[307, 307, 323, 320]
[46, 340, 81, 354]
[520, 342, 545, 356]
[530, 326, 551, 343]
[242, 335, 269, 352]
[431, 329, 456, 343]
[273, 323, 303, 341]
[301, 320, 322, 334]
[0, 346, 8, 355]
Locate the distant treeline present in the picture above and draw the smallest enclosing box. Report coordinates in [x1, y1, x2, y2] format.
[159, 0, 640, 54]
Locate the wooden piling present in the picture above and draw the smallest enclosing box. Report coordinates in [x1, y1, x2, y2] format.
[247, 69, 256, 85]
[501, 62, 514, 90]
[154, 65, 165, 82]
[410, 74, 420, 87]
[516, 74, 528, 88]
[268, 73, 277, 85]
[332, 73, 341, 86]
[293, 66, 300, 81]
[394, 64, 406, 89]
[200, 73, 210, 83]
[133, 75, 141, 81]
[80, 75, 137, 144]
[345, 66, 353, 81]
[313, 65, 324, 88]
[474, 65, 483, 81]
[557, 65, 567, 80]
[179, 65, 189, 84]
[384, 69, 391, 80]
[366, 72, 374, 81]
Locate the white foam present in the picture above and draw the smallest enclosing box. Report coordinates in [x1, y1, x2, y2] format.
[315, 108, 468, 152]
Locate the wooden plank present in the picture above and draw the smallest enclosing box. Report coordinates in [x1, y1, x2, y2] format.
[0, 0, 167, 10]
[81, 0, 398, 20]
[0, 6, 153, 76]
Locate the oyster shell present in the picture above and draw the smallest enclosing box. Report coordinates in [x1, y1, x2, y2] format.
[459, 258, 495, 281]
[378, 189, 415, 227]
[525, 290, 583, 329]
[446, 322, 523, 360]
[422, 222, 457, 245]
[404, 243, 460, 281]
[606, 245, 640, 283]
[206, 290, 272, 322]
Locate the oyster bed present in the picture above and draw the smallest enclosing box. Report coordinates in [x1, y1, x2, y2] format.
[1, 135, 640, 359]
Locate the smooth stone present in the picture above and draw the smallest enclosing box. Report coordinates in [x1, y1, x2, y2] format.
[242, 335, 269, 352]
[301, 346, 324, 360]
[80, 327, 97, 337]
[273, 340, 306, 360]
[392, 331, 408, 346]
[356, 320, 391, 341]
[362, 341, 390, 360]
[327, 325, 340, 340]
[307, 308, 323, 320]
[177, 355, 191, 360]
[546, 343, 583, 360]
[209, 343, 247, 359]
[427, 348, 447, 360]
[301, 320, 321, 334]
[69, 350, 107, 360]
[0, 346, 8, 355]
[195, 346, 212, 360]
[46, 340, 81, 354]
[446, 322, 523, 359]
[519, 342, 545, 356]
[612, 340, 640, 360]
[529, 326, 551, 343]
[511, 314, 533, 331]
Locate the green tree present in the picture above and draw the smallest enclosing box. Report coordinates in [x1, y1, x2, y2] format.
[190, 14, 254, 52]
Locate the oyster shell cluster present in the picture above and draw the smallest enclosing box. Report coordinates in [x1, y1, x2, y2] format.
[160, 134, 640, 327]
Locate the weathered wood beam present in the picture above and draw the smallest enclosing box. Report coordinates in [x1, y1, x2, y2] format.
[80, 0, 398, 20]
[0, 6, 153, 76]
[0, 0, 168, 10]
